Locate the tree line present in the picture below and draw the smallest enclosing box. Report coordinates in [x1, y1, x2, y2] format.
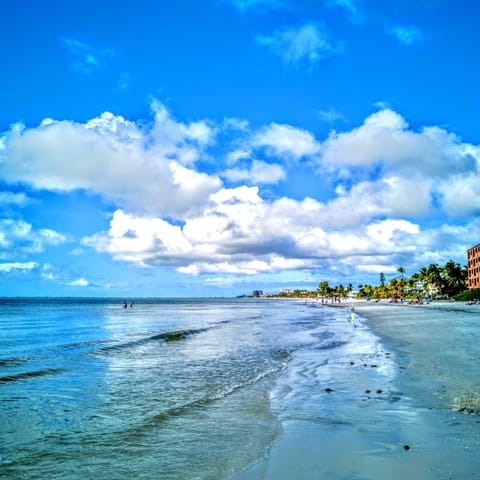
[278, 260, 470, 300]
[355, 261, 467, 300]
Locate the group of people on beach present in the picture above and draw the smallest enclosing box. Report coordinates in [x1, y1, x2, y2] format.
[407, 298, 424, 305]
[123, 301, 134, 309]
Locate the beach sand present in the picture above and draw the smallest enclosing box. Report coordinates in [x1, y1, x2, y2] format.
[234, 301, 480, 479]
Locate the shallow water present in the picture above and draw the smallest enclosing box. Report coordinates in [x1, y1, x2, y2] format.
[234, 302, 480, 480]
[0, 298, 315, 479]
[1, 298, 479, 479]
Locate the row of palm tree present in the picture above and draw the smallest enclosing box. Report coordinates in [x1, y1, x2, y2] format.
[277, 260, 468, 300]
[356, 261, 467, 299]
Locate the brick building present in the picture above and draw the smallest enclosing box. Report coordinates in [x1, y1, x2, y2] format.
[467, 243, 480, 289]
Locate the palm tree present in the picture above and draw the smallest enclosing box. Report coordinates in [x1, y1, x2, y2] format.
[397, 266, 406, 299]
[426, 263, 443, 297]
[441, 260, 467, 297]
[417, 267, 429, 294]
[335, 284, 346, 300]
[318, 281, 330, 298]
[361, 284, 374, 299]
[389, 278, 398, 297]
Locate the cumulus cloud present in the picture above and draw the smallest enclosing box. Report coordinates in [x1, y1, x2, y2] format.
[0, 219, 66, 259]
[321, 109, 476, 178]
[253, 123, 321, 160]
[82, 187, 427, 277]
[222, 160, 286, 184]
[67, 278, 91, 287]
[83, 209, 193, 267]
[257, 23, 342, 67]
[319, 109, 480, 221]
[438, 173, 480, 217]
[82, 107, 479, 278]
[323, 176, 433, 227]
[0, 102, 221, 218]
[84, 187, 316, 274]
[2, 104, 479, 283]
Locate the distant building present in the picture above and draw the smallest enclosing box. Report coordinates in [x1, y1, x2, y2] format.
[467, 244, 480, 289]
[251, 290, 264, 297]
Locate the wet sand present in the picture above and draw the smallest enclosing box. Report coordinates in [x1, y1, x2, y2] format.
[233, 301, 480, 479]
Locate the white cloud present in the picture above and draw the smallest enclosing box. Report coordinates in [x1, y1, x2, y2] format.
[356, 264, 398, 275]
[80, 105, 480, 279]
[226, 148, 252, 165]
[0, 261, 38, 273]
[81, 173, 475, 279]
[3, 104, 479, 284]
[253, 122, 321, 160]
[149, 101, 216, 164]
[390, 25, 424, 45]
[257, 23, 342, 67]
[0, 219, 66, 259]
[319, 109, 480, 220]
[321, 109, 476, 177]
[438, 173, 480, 217]
[222, 160, 286, 184]
[67, 278, 90, 287]
[0, 102, 221, 218]
[83, 209, 194, 267]
[0, 191, 31, 206]
[322, 176, 433, 227]
[82, 186, 425, 277]
[318, 108, 344, 123]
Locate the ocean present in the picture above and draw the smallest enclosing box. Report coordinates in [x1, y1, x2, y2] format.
[0, 298, 479, 479]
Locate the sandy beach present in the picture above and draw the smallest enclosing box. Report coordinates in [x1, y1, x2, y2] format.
[234, 301, 480, 480]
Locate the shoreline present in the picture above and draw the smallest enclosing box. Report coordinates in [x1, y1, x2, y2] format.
[233, 299, 480, 480]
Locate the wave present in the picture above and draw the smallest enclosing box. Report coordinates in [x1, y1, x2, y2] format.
[58, 339, 110, 350]
[120, 362, 286, 440]
[315, 340, 349, 351]
[94, 327, 210, 355]
[0, 368, 65, 384]
[0, 357, 30, 367]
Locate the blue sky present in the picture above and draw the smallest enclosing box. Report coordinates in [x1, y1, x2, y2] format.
[1, 0, 479, 297]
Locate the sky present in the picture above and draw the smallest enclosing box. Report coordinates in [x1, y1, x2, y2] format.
[1, 0, 480, 297]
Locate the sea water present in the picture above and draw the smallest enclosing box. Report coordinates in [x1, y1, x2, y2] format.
[0, 298, 479, 479]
